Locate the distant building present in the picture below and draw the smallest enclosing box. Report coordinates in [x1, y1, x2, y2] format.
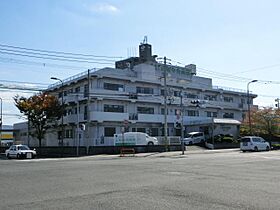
[14, 41, 257, 147]
[0, 125, 14, 146]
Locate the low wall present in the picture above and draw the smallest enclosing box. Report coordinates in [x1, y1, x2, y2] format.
[0, 145, 183, 158]
[206, 143, 239, 149]
[88, 145, 182, 155]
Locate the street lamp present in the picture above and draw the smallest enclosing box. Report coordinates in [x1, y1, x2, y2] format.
[51, 77, 64, 156]
[247, 80, 258, 135]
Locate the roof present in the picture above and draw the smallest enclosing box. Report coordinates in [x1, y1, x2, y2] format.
[213, 118, 241, 125]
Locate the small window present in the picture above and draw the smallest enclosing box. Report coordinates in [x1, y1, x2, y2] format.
[104, 83, 124, 91]
[104, 104, 124, 113]
[104, 127, 116, 137]
[137, 107, 154, 114]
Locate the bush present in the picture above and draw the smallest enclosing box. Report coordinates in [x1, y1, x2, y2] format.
[207, 134, 237, 144]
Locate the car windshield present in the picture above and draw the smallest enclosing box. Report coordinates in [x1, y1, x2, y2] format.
[185, 134, 192, 138]
[18, 145, 30, 150]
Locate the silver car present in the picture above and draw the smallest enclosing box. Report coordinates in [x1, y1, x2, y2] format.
[240, 136, 270, 152]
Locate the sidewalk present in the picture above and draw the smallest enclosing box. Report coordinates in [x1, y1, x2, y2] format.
[134, 148, 240, 158]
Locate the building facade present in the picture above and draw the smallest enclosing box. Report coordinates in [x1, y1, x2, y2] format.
[14, 42, 257, 147]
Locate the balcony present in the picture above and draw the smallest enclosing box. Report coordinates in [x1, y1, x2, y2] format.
[64, 94, 85, 104]
[64, 114, 85, 124]
[90, 111, 129, 122]
[137, 114, 175, 123]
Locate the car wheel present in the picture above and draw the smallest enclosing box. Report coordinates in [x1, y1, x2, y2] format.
[242, 150, 246, 152]
[16, 154, 20, 159]
[254, 146, 258, 152]
[189, 141, 193, 145]
[7, 154, 11, 159]
[148, 142, 154, 146]
[266, 146, 270, 151]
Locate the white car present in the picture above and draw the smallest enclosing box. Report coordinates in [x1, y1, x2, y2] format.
[240, 136, 270, 152]
[114, 132, 158, 146]
[5, 145, 36, 159]
[183, 132, 205, 145]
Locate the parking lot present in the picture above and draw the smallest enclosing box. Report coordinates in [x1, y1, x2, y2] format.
[0, 150, 279, 210]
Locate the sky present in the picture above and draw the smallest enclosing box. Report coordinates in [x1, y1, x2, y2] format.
[1, 0, 280, 125]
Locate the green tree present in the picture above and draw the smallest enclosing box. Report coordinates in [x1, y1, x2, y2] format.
[14, 93, 63, 148]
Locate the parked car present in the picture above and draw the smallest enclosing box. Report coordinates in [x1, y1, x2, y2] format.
[183, 132, 205, 145]
[5, 145, 36, 159]
[114, 132, 158, 146]
[240, 136, 270, 152]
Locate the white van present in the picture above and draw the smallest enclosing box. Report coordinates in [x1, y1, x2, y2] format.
[114, 132, 158, 146]
[240, 136, 270, 152]
[183, 132, 205, 145]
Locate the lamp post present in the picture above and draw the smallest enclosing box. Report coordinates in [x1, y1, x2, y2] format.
[51, 77, 64, 156]
[247, 80, 258, 135]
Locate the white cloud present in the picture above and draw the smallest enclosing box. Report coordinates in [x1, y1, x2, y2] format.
[86, 2, 120, 15]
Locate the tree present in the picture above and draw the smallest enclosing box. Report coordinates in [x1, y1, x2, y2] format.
[241, 107, 280, 141]
[14, 93, 63, 148]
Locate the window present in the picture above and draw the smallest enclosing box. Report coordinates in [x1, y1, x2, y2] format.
[224, 96, 233, 103]
[252, 138, 262, 143]
[151, 128, 158, 136]
[223, 112, 234, 119]
[104, 127, 116, 137]
[174, 91, 180, 97]
[104, 82, 124, 91]
[65, 129, 73, 138]
[241, 98, 245, 104]
[206, 111, 217, 117]
[213, 112, 218, 118]
[241, 138, 250, 143]
[160, 89, 165, 96]
[136, 87, 153, 94]
[104, 104, 124, 113]
[84, 105, 88, 120]
[67, 89, 73, 94]
[185, 93, 198, 99]
[84, 84, 89, 97]
[58, 92, 63, 98]
[204, 95, 217, 101]
[137, 128, 146, 133]
[161, 108, 169, 115]
[75, 86, 80, 93]
[137, 107, 154, 114]
[187, 110, 199, 116]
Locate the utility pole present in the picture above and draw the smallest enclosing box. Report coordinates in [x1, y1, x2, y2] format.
[76, 94, 80, 156]
[275, 98, 280, 110]
[164, 57, 168, 151]
[180, 91, 185, 155]
[86, 69, 90, 154]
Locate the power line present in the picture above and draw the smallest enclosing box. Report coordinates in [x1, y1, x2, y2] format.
[0, 51, 115, 65]
[0, 57, 89, 71]
[0, 79, 48, 86]
[0, 48, 117, 62]
[0, 43, 123, 59]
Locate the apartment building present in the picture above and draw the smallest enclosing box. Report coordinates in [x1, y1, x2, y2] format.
[14, 41, 257, 147]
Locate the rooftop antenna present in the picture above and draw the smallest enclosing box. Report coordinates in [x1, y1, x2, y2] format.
[142, 36, 148, 44]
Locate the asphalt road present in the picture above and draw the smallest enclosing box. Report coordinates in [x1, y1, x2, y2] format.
[0, 150, 280, 210]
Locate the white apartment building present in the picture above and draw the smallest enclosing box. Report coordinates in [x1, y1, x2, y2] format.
[14, 41, 257, 147]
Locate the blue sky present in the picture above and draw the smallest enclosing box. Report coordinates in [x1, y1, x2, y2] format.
[1, 0, 280, 125]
